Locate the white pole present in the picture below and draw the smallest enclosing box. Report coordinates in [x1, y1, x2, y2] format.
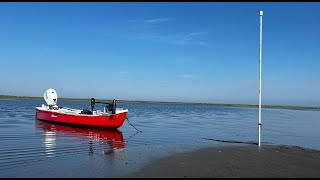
[258, 10, 263, 147]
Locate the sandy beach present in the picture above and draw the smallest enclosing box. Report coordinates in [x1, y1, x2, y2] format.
[123, 144, 320, 178]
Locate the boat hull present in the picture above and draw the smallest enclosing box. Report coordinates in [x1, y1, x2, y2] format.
[36, 109, 127, 128]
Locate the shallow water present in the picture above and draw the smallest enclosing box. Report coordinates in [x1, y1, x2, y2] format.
[0, 99, 319, 177]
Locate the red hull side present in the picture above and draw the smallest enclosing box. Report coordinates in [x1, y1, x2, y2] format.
[36, 109, 127, 128]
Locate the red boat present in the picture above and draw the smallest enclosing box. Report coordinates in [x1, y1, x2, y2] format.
[36, 88, 128, 129]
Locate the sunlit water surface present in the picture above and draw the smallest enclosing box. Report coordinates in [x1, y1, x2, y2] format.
[0, 100, 319, 177]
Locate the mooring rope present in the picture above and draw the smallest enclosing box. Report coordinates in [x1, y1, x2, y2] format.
[125, 117, 142, 132]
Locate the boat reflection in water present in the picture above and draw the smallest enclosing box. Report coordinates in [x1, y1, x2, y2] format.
[35, 119, 126, 158]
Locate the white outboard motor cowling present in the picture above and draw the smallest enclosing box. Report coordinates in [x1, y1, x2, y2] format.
[44, 88, 58, 106]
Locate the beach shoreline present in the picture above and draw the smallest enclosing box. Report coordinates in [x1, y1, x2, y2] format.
[122, 144, 320, 178]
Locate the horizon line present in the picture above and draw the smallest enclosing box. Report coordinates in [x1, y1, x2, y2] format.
[0, 94, 319, 110]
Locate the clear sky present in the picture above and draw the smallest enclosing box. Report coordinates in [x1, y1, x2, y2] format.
[0, 2, 319, 106]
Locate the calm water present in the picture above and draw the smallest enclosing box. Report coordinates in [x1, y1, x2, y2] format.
[0, 99, 319, 177]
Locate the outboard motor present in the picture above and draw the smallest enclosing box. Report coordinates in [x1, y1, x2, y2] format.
[44, 88, 58, 110]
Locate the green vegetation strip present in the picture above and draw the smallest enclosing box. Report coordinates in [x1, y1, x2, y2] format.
[0, 95, 319, 110]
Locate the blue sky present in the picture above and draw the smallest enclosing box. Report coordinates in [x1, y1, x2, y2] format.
[0, 2, 319, 106]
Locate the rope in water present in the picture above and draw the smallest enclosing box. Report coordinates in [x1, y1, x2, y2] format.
[125, 117, 142, 132]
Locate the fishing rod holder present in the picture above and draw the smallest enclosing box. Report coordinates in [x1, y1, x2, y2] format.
[90, 98, 117, 114]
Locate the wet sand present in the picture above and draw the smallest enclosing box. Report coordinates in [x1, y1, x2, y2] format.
[123, 144, 320, 178]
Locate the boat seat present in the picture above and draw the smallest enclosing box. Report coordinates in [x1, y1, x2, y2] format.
[80, 109, 93, 115]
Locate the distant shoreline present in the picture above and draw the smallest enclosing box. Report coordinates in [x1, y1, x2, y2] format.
[0, 95, 319, 111]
